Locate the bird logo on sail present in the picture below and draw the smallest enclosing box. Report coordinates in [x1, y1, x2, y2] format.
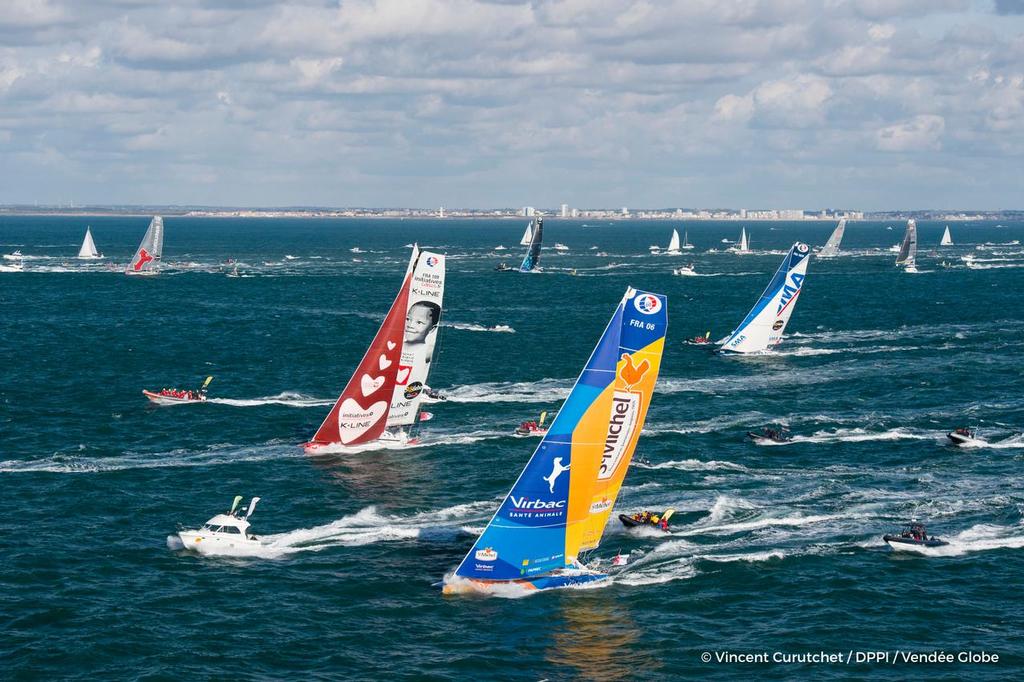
[620, 352, 650, 388]
[133, 248, 153, 271]
[543, 457, 570, 493]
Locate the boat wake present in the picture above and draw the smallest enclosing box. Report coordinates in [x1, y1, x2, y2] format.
[0, 443, 299, 474]
[171, 502, 495, 559]
[208, 392, 333, 408]
[443, 322, 516, 333]
[442, 378, 571, 403]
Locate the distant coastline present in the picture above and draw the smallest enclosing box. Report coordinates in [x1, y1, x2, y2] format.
[1, 205, 1020, 222]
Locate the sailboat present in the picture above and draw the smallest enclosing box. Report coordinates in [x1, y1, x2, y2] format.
[719, 242, 810, 353]
[817, 219, 846, 258]
[681, 230, 694, 250]
[940, 225, 953, 246]
[304, 245, 446, 453]
[77, 227, 103, 259]
[666, 229, 681, 255]
[896, 220, 918, 273]
[733, 227, 750, 254]
[519, 217, 543, 272]
[442, 287, 667, 596]
[125, 216, 163, 276]
[519, 221, 534, 247]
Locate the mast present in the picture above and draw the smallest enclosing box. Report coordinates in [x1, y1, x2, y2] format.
[818, 219, 846, 257]
[720, 243, 810, 353]
[125, 216, 163, 275]
[449, 288, 667, 584]
[307, 248, 418, 447]
[519, 217, 543, 272]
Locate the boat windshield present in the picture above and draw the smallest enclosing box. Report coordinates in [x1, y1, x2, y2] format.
[202, 524, 221, 532]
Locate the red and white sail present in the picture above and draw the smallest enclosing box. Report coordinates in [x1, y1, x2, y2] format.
[125, 216, 164, 275]
[306, 246, 445, 450]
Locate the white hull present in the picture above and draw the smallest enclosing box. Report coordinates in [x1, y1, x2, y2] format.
[143, 390, 206, 405]
[177, 530, 264, 556]
[884, 538, 948, 555]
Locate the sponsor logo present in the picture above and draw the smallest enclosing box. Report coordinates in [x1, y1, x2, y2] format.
[599, 392, 641, 479]
[424, 255, 440, 267]
[589, 497, 613, 513]
[133, 248, 153, 271]
[542, 457, 570, 493]
[772, 320, 784, 330]
[403, 381, 423, 399]
[796, 242, 809, 253]
[776, 272, 805, 314]
[474, 547, 497, 562]
[633, 293, 662, 315]
[509, 496, 566, 511]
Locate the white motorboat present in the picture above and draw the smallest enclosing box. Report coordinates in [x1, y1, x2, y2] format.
[3, 250, 24, 261]
[673, 263, 696, 276]
[177, 497, 263, 556]
[947, 427, 985, 446]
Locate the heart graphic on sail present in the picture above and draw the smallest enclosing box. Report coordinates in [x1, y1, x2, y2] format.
[395, 367, 410, 384]
[337, 399, 388, 444]
[378, 354, 392, 370]
[360, 373, 385, 397]
[387, 341, 397, 350]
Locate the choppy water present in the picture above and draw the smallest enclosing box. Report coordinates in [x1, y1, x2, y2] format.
[2, 216, 1023, 679]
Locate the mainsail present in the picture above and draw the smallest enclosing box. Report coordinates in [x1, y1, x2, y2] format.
[519, 221, 534, 246]
[306, 246, 445, 450]
[720, 242, 810, 354]
[666, 229, 681, 254]
[445, 288, 667, 592]
[77, 228, 102, 259]
[940, 225, 953, 246]
[896, 220, 917, 267]
[818, 219, 846, 257]
[737, 228, 750, 253]
[125, 216, 163, 275]
[519, 217, 543, 272]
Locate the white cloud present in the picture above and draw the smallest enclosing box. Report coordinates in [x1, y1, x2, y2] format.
[875, 114, 945, 151]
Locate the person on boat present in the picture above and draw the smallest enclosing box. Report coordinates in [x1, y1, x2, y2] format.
[658, 517, 669, 531]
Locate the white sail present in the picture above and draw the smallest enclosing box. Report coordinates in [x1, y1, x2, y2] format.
[896, 219, 917, 267]
[386, 249, 446, 427]
[737, 228, 749, 253]
[519, 222, 533, 246]
[720, 243, 810, 353]
[818, 219, 846, 258]
[682, 231, 694, 249]
[125, 216, 164, 276]
[77, 228, 102, 259]
[940, 226, 953, 246]
[666, 229, 681, 253]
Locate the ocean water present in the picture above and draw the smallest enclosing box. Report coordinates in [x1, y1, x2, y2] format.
[2, 216, 1023, 679]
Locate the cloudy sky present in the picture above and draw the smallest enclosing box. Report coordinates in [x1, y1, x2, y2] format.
[1, 0, 1023, 210]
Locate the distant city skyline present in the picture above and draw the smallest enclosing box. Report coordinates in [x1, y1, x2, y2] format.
[1, 1, 1023, 210]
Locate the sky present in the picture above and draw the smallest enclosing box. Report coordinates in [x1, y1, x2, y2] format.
[1, 0, 1023, 210]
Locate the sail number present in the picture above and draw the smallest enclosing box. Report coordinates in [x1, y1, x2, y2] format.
[629, 319, 657, 331]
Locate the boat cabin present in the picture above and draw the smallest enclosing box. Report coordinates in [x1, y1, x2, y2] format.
[201, 513, 256, 540]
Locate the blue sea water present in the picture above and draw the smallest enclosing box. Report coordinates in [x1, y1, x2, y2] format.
[2, 216, 1023, 679]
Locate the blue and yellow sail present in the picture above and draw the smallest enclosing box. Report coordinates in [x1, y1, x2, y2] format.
[444, 287, 666, 593]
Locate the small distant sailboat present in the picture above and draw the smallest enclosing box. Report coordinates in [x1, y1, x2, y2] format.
[77, 227, 103, 259]
[720, 242, 810, 353]
[681, 230, 694, 250]
[305, 246, 446, 453]
[817, 219, 846, 258]
[732, 228, 750, 254]
[519, 217, 543, 272]
[666, 229, 681, 255]
[125, 216, 163, 276]
[896, 219, 918, 273]
[519, 221, 534, 246]
[940, 225, 953, 246]
[442, 288, 667, 596]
